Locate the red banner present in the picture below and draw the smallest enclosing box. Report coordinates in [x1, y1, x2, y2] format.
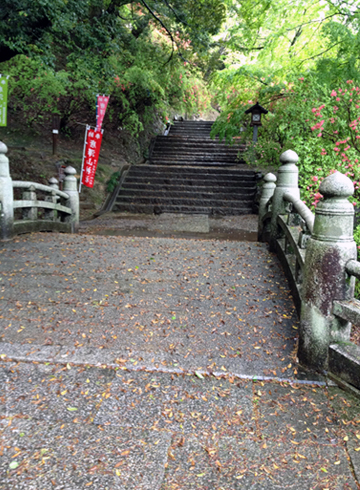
[96, 95, 110, 131]
[81, 127, 103, 188]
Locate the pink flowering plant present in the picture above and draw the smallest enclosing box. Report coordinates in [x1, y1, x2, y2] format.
[212, 75, 360, 210]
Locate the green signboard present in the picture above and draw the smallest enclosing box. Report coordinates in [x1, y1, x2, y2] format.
[0, 76, 9, 127]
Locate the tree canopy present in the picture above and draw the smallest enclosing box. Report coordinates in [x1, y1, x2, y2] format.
[0, 0, 227, 64]
[1, 0, 360, 138]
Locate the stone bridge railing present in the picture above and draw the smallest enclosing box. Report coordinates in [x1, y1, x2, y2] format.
[259, 150, 360, 392]
[0, 141, 79, 240]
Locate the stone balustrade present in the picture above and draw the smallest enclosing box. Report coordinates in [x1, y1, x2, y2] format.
[259, 150, 360, 392]
[0, 141, 79, 240]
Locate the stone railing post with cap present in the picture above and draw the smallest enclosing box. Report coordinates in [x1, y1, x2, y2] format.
[63, 166, 79, 232]
[258, 172, 276, 241]
[270, 150, 300, 250]
[0, 142, 14, 240]
[44, 177, 60, 221]
[299, 171, 356, 371]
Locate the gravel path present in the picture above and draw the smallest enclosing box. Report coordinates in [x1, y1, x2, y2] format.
[0, 227, 358, 489]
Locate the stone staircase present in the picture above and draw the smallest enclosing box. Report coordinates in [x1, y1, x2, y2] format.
[149, 120, 244, 166]
[112, 120, 258, 216]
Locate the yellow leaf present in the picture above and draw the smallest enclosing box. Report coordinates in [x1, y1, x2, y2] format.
[344, 436, 349, 442]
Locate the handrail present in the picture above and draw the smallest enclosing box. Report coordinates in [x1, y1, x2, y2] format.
[276, 215, 306, 269]
[346, 259, 360, 280]
[12, 181, 70, 199]
[13, 200, 72, 214]
[283, 192, 314, 234]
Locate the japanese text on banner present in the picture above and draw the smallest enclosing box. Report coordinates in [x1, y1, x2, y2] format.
[81, 128, 103, 188]
[0, 76, 9, 127]
[96, 95, 109, 131]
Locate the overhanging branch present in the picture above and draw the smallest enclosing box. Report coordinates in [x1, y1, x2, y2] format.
[139, 0, 175, 64]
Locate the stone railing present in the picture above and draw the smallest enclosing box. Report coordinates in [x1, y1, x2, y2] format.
[259, 149, 360, 392]
[0, 141, 79, 240]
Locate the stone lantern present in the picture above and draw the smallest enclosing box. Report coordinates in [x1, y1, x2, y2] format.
[245, 102, 268, 142]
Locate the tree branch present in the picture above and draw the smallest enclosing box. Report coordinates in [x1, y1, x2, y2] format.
[139, 0, 175, 64]
[297, 41, 343, 66]
[162, 0, 189, 27]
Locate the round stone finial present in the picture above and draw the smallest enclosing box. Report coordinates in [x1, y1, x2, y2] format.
[48, 177, 58, 185]
[64, 166, 76, 176]
[264, 173, 277, 183]
[0, 141, 8, 154]
[279, 150, 299, 165]
[319, 171, 354, 198]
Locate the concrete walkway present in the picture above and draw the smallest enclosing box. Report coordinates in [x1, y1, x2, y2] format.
[0, 215, 359, 489]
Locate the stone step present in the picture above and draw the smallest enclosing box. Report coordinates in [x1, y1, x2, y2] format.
[169, 128, 213, 132]
[151, 154, 242, 162]
[127, 165, 254, 177]
[113, 202, 253, 216]
[152, 142, 242, 150]
[153, 141, 243, 149]
[118, 188, 256, 200]
[124, 176, 256, 186]
[115, 195, 254, 207]
[168, 132, 214, 137]
[149, 160, 245, 167]
[121, 184, 256, 195]
[151, 150, 242, 158]
[151, 146, 243, 154]
[170, 123, 214, 128]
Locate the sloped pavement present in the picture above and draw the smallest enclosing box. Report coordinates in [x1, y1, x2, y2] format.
[0, 216, 359, 489]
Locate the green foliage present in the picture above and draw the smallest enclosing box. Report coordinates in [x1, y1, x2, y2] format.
[0, 0, 221, 136]
[106, 171, 120, 193]
[212, 74, 360, 207]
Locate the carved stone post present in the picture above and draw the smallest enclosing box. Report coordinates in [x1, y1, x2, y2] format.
[258, 173, 276, 241]
[270, 150, 300, 250]
[44, 177, 59, 221]
[63, 166, 79, 232]
[0, 142, 13, 240]
[22, 185, 38, 221]
[299, 171, 356, 371]
[49, 177, 59, 191]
